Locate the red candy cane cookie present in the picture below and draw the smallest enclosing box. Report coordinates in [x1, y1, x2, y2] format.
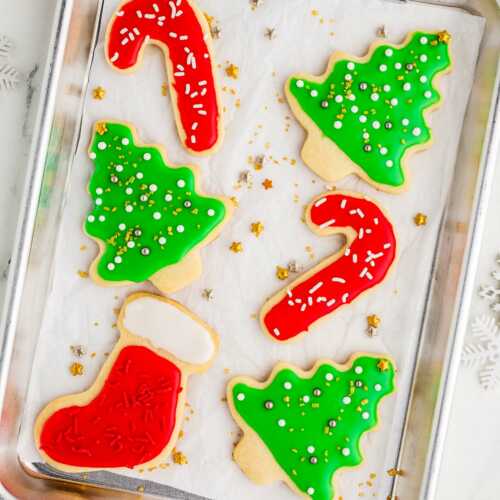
[106, 0, 222, 155]
[260, 192, 397, 342]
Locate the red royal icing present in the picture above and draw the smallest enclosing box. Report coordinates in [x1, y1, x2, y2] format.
[262, 192, 397, 342]
[106, 0, 220, 153]
[39, 345, 182, 468]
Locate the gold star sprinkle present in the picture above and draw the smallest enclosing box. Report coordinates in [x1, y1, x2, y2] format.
[377, 359, 390, 372]
[95, 122, 108, 136]
[276, 266, 289, 280]
[437, 30, 451, 44]
[250, 0, 263, 8]
[414, 213, 428, 226]
[92, 86, 106, 100]
[251, 221, 264, 237]
[230, 241, 243, 253]
[262, 178, 273, 190]
[367, 315, 381, 329]
[162, 82, 168, 96]
[70, 345, 87, 357]
[230, 196, 239, 208]
[367, 314, 381, 337]
[225, 63, 239, 79]
[202, 288, 214, 301]
[69, 362, 85, 376]
[265, 27, 277, 40]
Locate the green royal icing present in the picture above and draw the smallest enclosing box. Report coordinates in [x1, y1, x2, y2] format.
[232, 356, 395, 500]
[85, 122, 226, 283]
[288, 31, 451, 188]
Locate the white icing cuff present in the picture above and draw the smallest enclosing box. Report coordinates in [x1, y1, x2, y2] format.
[123, 296, 215, 365]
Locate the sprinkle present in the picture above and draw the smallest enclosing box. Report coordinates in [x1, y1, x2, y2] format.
[251, 221, 264, 237]
[265, 27, 277, 40]
[230, 241, 243, 253]
[225, 63, 239, 79]
[92, 86, 106, 100]
[367, 315, 381, 329]
[237, 393, 245, 401]
[171, 449, 188, 465]
[70, 345, 87, 357]
[332, 277, 346, 284]
[69, 362, 85, 376]
[414, 213, 428, 226]
[437, 30, 452, 44]
[309, 282, 323, 294]
[262, 178, 273, 190]
[276, 266, 289, 281]
[377, 359, 391, 372]
[319, 219, 336, 229]
[202, 288, 214, 301]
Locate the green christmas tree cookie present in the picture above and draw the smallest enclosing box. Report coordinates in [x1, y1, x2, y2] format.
[228, 354, 396, 500]
[286, 31, 452, 192]
[85, 121, 232, 294]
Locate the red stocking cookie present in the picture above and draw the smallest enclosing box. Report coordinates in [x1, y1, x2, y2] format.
[34, 293, 218, 472]
[260, 191, 397, 342]
[106, 0, 222, 155]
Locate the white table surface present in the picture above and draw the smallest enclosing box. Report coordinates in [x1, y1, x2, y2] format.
[0, 1, 498, 499]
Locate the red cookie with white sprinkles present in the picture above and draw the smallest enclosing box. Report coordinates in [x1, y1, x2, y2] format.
[106, 0, 223, 155]
[260, 191, 397, 342]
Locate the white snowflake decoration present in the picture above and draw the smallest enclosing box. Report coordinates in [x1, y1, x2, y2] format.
[478, 254, 500, 311]
[462, 314, 500, 390]
[0, 35, 21, 91]
[462, 254, 500, 390]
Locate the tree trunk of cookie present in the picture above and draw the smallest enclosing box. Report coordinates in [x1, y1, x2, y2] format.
[302, 130, 355, 183]
[149, 251, 202, 295]
[234, 432, 283, 485]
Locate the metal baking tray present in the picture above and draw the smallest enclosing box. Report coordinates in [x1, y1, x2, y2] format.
[0, 0, 498, 498]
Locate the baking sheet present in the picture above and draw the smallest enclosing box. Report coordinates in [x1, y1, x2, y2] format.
[17, 0, 485, 498]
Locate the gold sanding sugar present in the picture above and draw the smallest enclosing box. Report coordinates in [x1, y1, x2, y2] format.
[172, 449, 188, 465]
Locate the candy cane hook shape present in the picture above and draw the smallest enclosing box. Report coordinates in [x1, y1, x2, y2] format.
[260, 191, 397, 342]
[106, 0, 223, 155]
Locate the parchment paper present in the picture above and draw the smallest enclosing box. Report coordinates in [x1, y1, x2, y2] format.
[17, 0, 485, 498]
